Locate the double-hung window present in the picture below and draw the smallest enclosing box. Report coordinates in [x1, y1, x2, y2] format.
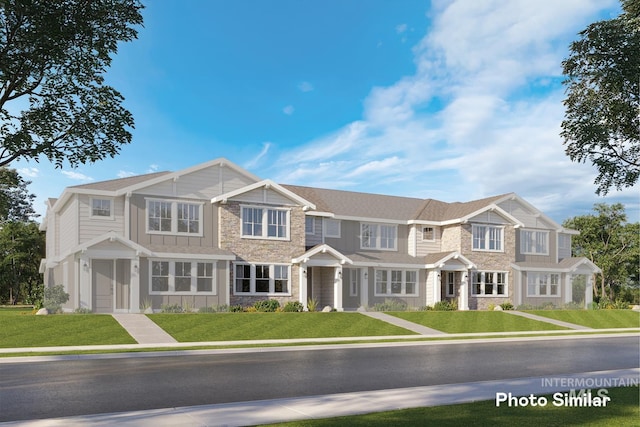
[147, 199, 202, 235]
[361, 223, 397, 250]
[520, 229, 549, 255]
[472, 224, 503, 252]
[374, 269, 418, 296]
[234, 264, 290, 295]
[527, 273, 560, 297]
[241, 206, 289, 240]
[150, 260, 216, 294]
[471, 271, 507, 296]
[91, 198, 113, 218]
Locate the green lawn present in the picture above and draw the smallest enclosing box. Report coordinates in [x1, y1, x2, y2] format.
[389, 311, 568, 333]
[270, 387, 640, 426]
[0, 309, 136, 347]
[147, 312, 417, 341]
[525, 310, 640, 329]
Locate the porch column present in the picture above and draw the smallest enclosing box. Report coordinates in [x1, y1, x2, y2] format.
[360, 268, 368, 308]
[130, 257, 140, 313]
[564, 274, 573, 304]
[459, 272, 469, 310]
[334, 266, 343, 311]
[585, 274, 593, 308]
[299, 264, 308, 309]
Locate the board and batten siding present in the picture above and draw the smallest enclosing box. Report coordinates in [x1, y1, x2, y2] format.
[77, 194, 125, 243]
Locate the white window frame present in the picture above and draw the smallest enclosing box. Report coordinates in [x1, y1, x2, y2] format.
[472, 224, 504, 252]
[361, 223, 398, 251]
[520, 229, 550, 255]
[323, 218, 341, 238]
[305, 216, 315, 235]
[146, 199, 204, 236]
[374, 269, 418, 296]
[422, 226, 435, 242]
[240, 205, 290, 240]
[471, 271, 508, 296]
[527, 272, 560, 297]
[233, 263, 292, 295]
[149, 259, 217, 295]
[90, 197, 114, 220]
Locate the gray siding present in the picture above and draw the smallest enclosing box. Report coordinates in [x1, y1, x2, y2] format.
[325, 220, 410, 255]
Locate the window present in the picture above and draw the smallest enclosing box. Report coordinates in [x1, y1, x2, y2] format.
[446, 271, 456, 297]
[361, 223, 397, 250]
[147, 200, 202, 235]
[527, 273, 560, 297]
[521, 229, 549, 255]
[471, 271, 507, 296]
[472, 224, 503, 252]
[305, 217, 315, 235]
[234, 264, 291, 294]
[324, 219, 341, 238]
[150, 260, 216, 294]
[422, 227, 435, 241]
[375, 269, 418, 296]
[348, 269, 358, 296]
[241, 206, 289, 240]
[91, 198, 112, 218]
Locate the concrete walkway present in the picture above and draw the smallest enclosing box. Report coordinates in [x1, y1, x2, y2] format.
[360, 311, 446, 335]
[503, 310, 593, 330]
[3, 368, 637, 426]
[111, 314, 177, 344]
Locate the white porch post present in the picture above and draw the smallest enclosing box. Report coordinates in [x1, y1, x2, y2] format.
[334, 266, 343, 311]
[564, 274, 573, 304]
[585, 274, 593, 308]
[459, 272, 469, 310]
[299, 264, 308, 309]
[130, 257, 140, 313]
[360, 268, 368, 308]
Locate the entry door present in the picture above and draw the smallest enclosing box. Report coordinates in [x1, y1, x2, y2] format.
[93, 260, 114, 313]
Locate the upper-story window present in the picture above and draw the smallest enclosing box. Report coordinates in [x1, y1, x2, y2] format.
[361, 223, 397, 250]
[147, 199, 203, 235]
[472, 224, 503, 252]
[422, 226, 435, 241]
[305, 217, 315, 235]
[520, 229, 549, 255]
[558, 234, 571, 252]
[241, 206, 289, 240]
[90, 198, 113, 219]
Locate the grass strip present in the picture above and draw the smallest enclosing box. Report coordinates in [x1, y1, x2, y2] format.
[524, 310, 640, 329]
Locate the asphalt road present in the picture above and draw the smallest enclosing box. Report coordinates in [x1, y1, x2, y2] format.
[0, 335, 638, 422]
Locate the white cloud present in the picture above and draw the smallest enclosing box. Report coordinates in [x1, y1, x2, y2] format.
[244, 142, 272, 169]
[17, 167, 39, 178]
[272, 0, 630, 221]
[396, 23, 408, 34]
[298, 81, 314, 92]
[283, 105, 295, 115]
[61, 170, 94, 181]
[147, 164, 159, 173]
[117, 170, 136, 178]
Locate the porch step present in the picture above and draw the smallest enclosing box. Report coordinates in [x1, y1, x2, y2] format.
[112, 314, 178, 344]
[360, 311, 446, 335]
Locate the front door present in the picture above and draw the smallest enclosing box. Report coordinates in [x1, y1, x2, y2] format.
[93, 260, 114, 313]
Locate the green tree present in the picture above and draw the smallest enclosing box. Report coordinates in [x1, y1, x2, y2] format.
[0, 167, 36, 221]
[563, 203, 639, 301]
[0, 0, 144, 168]
[0, 221, 45, 304]
[561, 0, 640, 195]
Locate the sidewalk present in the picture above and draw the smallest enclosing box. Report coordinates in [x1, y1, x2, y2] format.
[111, 314, 177, 344]
[502, 310, 593, 330]
[360, 311, 446, 335]
[2, 368, 637, 426]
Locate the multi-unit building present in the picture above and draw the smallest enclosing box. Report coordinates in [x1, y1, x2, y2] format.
[40, 158, 600, 313]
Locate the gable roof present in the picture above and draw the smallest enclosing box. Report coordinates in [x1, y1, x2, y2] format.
[212, 180, 316, 209]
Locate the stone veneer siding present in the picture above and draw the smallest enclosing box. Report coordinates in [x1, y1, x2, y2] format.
[219, 201, 306, 307]
[461, 223, 517, 310]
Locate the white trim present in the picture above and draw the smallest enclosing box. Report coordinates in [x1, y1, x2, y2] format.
[421, 226, 436, 242]
[148, 259, 218, 296]
[520, 229, 550, 256]
[233, 262, 292, 296]
[470, 270, 509, 297]
[291, 244, 353, 265]
[89, 197, 114, 220]
[373, 269, 419, 297]
[472, 224, 504, 253]
[212, 179, 316, 209]
[240, 205, 291, 241]
[360, 223, 398, 251]
[145, 198, 205, 237]
[526, 272, 560, 297]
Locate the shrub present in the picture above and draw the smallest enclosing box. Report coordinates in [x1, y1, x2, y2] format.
[283, 301, 304, 312]
[373, 298, 408, 312]
[74, 307, 92, 314]
[419, 305, 433, 311]
[198, 306, 216, 313]
[229, 305, 244, 312]
[43, 284, 69, 313]
[307, 297, 319, 312]
[433, 300, 457, 311]
[487, 303, 496, 311]
[253, 299, 280, 312]
[161, 303, 184, 313]
[563, 301, 583, 310]
[500, 301, 514, 311]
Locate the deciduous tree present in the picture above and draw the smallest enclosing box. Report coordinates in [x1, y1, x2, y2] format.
[561, 0, 640, 195]
[0, 0, 144, 168]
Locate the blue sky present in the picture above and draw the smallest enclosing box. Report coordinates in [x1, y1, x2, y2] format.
[14, 0, 638, 224]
